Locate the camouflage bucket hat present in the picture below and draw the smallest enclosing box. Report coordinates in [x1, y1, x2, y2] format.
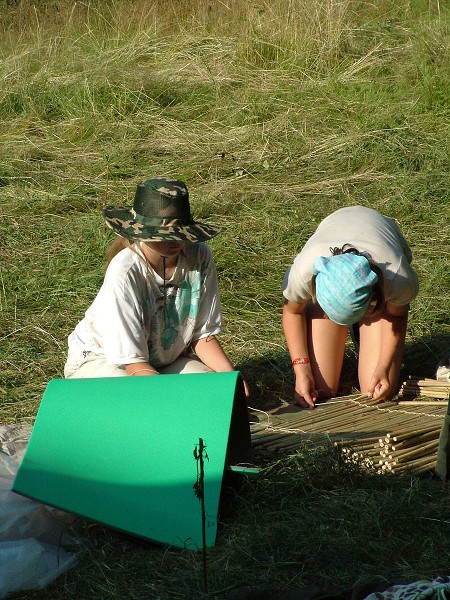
[102, 177, 222, 242]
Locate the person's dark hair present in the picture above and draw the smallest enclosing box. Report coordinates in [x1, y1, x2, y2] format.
[311, 244, 385, 320]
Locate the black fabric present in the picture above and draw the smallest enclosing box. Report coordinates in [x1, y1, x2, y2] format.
[227, 580, 393, 600]
[435, 400, 450, 480]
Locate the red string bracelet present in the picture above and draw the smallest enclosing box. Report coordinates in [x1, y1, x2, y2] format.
[292, 357, 309, 366]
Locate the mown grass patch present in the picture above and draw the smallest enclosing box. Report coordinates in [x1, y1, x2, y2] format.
[1, 0, 449, 598]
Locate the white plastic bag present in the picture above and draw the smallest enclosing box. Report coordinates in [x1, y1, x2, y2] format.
[0, 425, 78, 598]
[0, 539, 76, 598]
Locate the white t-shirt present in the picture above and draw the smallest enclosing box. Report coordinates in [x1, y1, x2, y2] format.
[67, 243, 222, 367]
[283, 206, 419, 306]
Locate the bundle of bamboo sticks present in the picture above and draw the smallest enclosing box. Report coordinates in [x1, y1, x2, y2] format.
[398, 376, 450, 404]
[337, 420, 442, 475]
[250, 394, 447, 475]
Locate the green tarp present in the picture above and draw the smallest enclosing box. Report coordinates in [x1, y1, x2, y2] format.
[13, 372, 252, 549]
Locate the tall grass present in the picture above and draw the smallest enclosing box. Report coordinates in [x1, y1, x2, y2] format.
[1, 0, 450, 597]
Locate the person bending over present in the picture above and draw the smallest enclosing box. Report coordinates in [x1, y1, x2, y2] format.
[282, 206, 418, 408]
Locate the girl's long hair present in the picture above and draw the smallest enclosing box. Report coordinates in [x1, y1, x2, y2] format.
[106, 236, 133, 266]
[311, 244, 385, 320]
[105, 236, 191, 272]
[105, 238, 168, 316]
[105, 238, 156, 282]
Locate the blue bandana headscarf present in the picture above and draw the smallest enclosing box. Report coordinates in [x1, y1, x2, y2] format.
[312, 254, 378, 326]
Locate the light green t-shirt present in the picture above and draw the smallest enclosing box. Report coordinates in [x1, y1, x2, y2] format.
[283, 206, 419, 306]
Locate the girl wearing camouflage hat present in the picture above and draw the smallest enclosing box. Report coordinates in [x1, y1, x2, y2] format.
[64, 177, 249, 396]
[282, 206, 418, 408]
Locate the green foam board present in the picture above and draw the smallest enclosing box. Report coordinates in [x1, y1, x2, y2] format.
[13, 372, 252, 549]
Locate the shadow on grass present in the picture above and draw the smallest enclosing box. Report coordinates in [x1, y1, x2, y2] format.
[402, 331, 450, 381]
[236, 347, 361, 411]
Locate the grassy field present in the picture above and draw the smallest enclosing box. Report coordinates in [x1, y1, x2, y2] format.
[1, 0, 450, 598]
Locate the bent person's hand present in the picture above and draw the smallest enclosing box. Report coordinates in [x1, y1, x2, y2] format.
[293, 373, 318, 409]
[367, 368, 390, 402]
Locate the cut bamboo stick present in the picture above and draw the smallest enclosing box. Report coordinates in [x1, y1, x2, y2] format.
[398, 400, 448, 406]
[398, 377, 450, 401]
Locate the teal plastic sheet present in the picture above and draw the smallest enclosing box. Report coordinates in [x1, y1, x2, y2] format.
[13, 372, 252, 549]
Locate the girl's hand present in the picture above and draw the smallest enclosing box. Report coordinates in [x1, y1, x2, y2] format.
[293, 370, 318, 409]
[367, 367, 390, 402]
[125, 362, 160, 376]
